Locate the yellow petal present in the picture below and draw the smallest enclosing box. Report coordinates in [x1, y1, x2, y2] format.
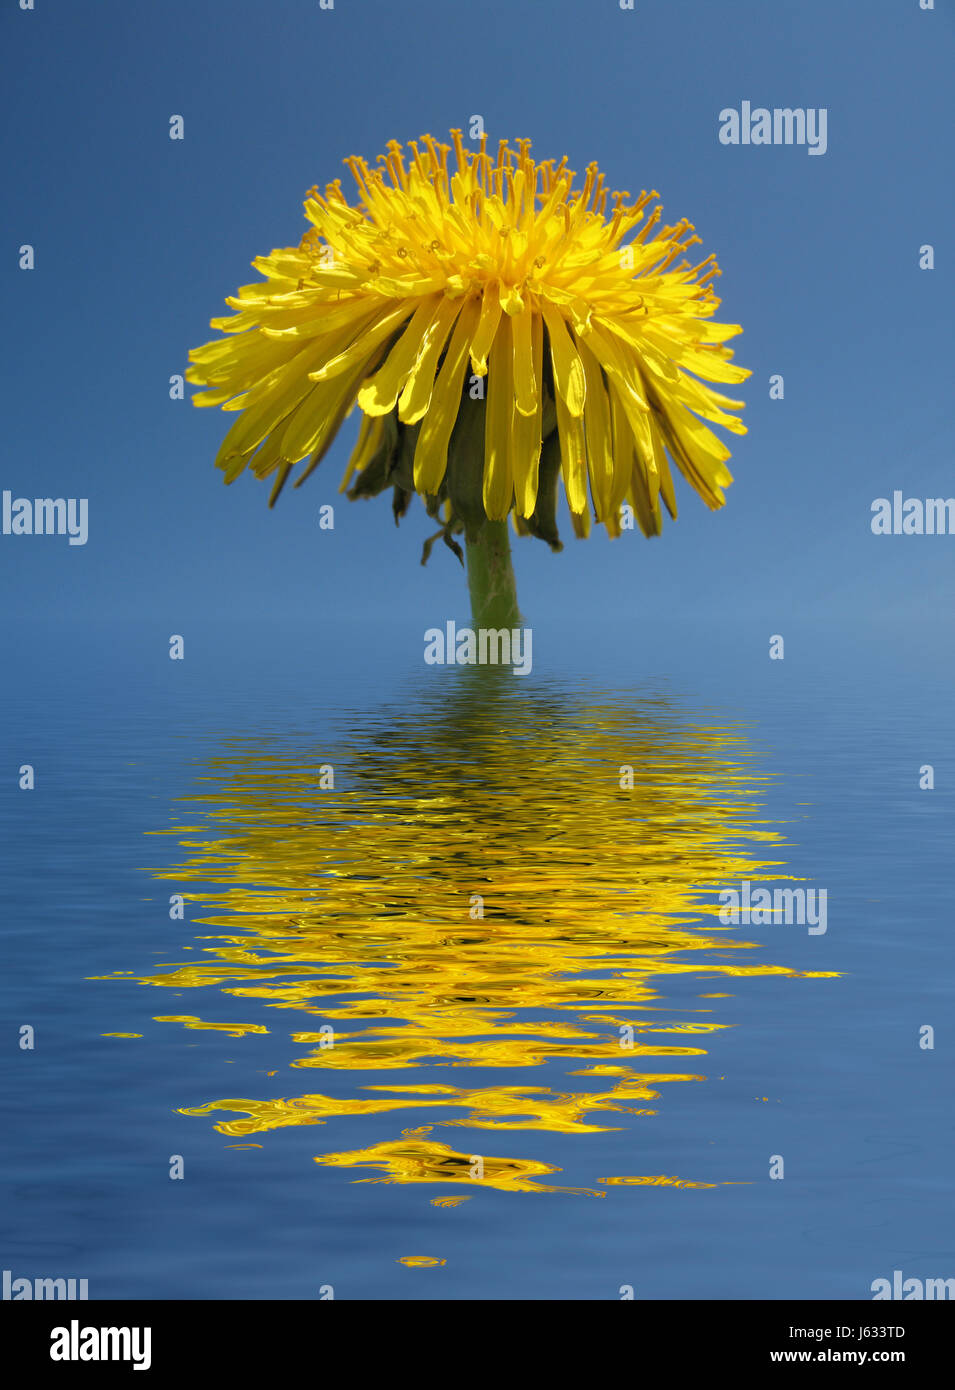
[356, 296, 442, 416]
[468, 282, 502, 376]
[309, 301, 416, 383]
[341, 413, 384, 493]
[212, 345, 325, 467]
[413, 297, 481, 494]
[582, 324, 648, 414]
[627, 460, 663, 537]
[277, 372, 353, 464]
[483, 316, 514, 520]
[577, 341, 614, 521]
[397, 297, 461, 425]
[642, 326, 751, 384]
[608, 391, 637, 520]
[511, 306, 538, 417]
[541, 302, 586, 417]
[512, 312, 544, 517]
[293, 347, 390, 489]
[553, 389, 588, 515]
[246, 427, 288, 482]
[193, 388, 242, 408]
[650, 392, 733, 509]
[651, 413, 679, 519]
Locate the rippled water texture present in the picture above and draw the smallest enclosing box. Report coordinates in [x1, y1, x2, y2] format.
[3, 624, 952, 1298]
[137, 674, 833, 1197]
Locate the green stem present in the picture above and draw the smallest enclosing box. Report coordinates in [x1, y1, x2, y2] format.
[465, 519, 522, 629]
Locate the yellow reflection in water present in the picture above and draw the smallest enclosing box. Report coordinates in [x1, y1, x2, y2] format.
[128, 672, 836, 1195]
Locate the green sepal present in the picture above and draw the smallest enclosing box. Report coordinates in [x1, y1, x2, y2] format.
[444, 391, 488, 541]
[524, 430, 564, 551]
[347, 411, 399, 498]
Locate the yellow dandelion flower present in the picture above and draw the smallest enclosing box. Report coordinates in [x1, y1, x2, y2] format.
[188, 131, 749, 618]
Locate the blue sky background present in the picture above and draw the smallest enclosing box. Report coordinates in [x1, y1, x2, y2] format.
[2, 0, 953, 640]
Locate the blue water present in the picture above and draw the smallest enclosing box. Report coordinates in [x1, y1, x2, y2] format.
[2, 614, 952, 1300]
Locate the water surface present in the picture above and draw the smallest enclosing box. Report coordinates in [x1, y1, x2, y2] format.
[2, 617, 952, 1299]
